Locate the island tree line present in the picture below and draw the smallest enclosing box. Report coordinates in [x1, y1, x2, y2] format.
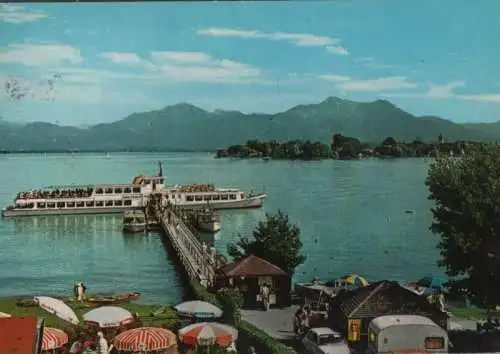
[216, 133, 477, 160]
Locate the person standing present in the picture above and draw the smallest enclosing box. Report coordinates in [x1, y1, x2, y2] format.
[96, 332, 108, 354]
[261, 283, 270, 311]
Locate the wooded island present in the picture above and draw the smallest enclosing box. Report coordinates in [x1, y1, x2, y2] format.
[215, 134, 478, 160]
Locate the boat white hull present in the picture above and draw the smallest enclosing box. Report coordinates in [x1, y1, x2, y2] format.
[176, 194, 266, 210]
[123, 223, 147, 233]
[198, 221, 222, 233]
[2, 194, 266, 218]
[1, 206, 142, 218]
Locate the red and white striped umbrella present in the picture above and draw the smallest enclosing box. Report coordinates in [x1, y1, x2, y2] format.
[42, 327, 69, 350]
[178, 322, 237, 347]
[113, 327, 177, 352]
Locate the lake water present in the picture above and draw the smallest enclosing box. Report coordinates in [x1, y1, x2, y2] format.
[0, 153, 443, 304]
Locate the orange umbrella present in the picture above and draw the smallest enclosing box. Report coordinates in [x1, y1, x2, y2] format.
[178, 322, 237, 347]
[113, 327, 177, 352]
[42, 327, 68, 351]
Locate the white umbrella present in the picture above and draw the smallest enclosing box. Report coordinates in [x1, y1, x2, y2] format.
[174, 300, 223, 318]
[0, 312, 11, 318]
[34, 296, 79, 325]
[83, 306, 134, 328]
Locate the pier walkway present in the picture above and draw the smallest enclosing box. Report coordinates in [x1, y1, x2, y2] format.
[151, 201, 225, 288]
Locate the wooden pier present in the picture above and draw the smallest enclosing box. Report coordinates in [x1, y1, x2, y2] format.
[150, 199, 226, 288]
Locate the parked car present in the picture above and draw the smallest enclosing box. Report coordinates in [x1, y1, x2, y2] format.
[302, 327, 351, 354]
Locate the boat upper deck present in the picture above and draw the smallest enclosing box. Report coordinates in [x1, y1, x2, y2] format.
[14, 175, 166, 201]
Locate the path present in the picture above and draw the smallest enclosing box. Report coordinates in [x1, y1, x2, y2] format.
[241, 306, 299, 341]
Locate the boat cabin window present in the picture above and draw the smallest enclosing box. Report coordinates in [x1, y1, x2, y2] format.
[76, 202, 85, 208]
[47, 202, 55, 208]
[158, 178, 164, 184]
[144, 179, 151, 185]
[105, 200, 113, 207]
[114, 188, 122, 193]
[204, 195, 211, 201]
[124, 200, 132, 206]
[195, 195, 203, 201]
[37, 202, 46, 208]
[177, 194, 181, 199]
[67, 202, 75, 208]
[124, 188, 131, 193]
[221, 194, 229, 200]
[95, 201, 104, 207]
[186, 196, 194, 202]
[212, 195, 220, 200]
[133, 187, 141, 193]
[105, 188, 113, 194]
[96, 188, 103, 194]
[86, 201, 94, 207]
[57, 202, 65, 208]
[114, 200, 123, 206]
[240, 193, 244, 199]
[425, 337, 445, 349]
[229, 194, 236, 200]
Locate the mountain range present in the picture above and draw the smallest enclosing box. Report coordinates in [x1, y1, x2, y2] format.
[0, 97, 498, 152]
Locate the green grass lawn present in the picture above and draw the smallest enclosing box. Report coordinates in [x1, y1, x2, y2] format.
[448, 306, 500, 320]
[0, 297, 178, 329]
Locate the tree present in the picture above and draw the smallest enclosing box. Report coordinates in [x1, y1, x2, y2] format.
[426, 143, 500, 309]
[227, 210, 306, 276]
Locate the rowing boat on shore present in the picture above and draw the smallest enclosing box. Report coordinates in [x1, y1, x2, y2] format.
[85, 292, 141, 306]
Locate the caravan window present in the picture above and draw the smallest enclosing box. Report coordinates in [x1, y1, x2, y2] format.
[425, 337, 444, 349]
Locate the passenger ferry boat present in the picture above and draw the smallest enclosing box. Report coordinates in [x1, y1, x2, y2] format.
[122, 210, 147, 233]
[1, 163, 266, 217]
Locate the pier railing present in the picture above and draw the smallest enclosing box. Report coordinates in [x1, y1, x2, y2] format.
[154, 205, 221, 288]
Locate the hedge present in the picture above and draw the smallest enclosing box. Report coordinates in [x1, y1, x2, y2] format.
[188, 279, 297, 354]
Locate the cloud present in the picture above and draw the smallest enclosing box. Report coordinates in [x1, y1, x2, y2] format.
[197, 27, 338, 47]
[150, 51, 212, 64]
[0, 4, 47, 24]
[426, 81, 465, 98]
[100, 50, 266, 84]
[354, 56, 395, 69]
[197, 27, 348, 55]
[99, 52, 143, 65]
[320, 74, 417, 92]
[0, 44, 83, 67]
[326, 46, 349, 56]
[383, 81, 500, 103]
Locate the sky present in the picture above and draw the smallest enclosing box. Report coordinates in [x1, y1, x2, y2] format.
[0, 0, 499, 125]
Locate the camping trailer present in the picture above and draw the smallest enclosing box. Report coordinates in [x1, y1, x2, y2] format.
[366, 315, 448, 354]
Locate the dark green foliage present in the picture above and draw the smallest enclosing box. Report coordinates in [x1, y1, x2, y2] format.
[220, 134, 478, 160]
[228, 210, 306, 276]
[426, 143, 500, 309]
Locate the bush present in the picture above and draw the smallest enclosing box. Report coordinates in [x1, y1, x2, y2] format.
[238, 321, 296, 354]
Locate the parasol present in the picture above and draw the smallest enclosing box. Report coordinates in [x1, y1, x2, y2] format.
[178, 322, 237, 347]
[83, 306, 134, 328]
[174, 300, 223, 319]
[343, 274, 369, 287]
[34, 296, 79, 325]
[113, 327, 177, 352]
[0, 311, 11, 318]
[42, 327, 69, 351]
